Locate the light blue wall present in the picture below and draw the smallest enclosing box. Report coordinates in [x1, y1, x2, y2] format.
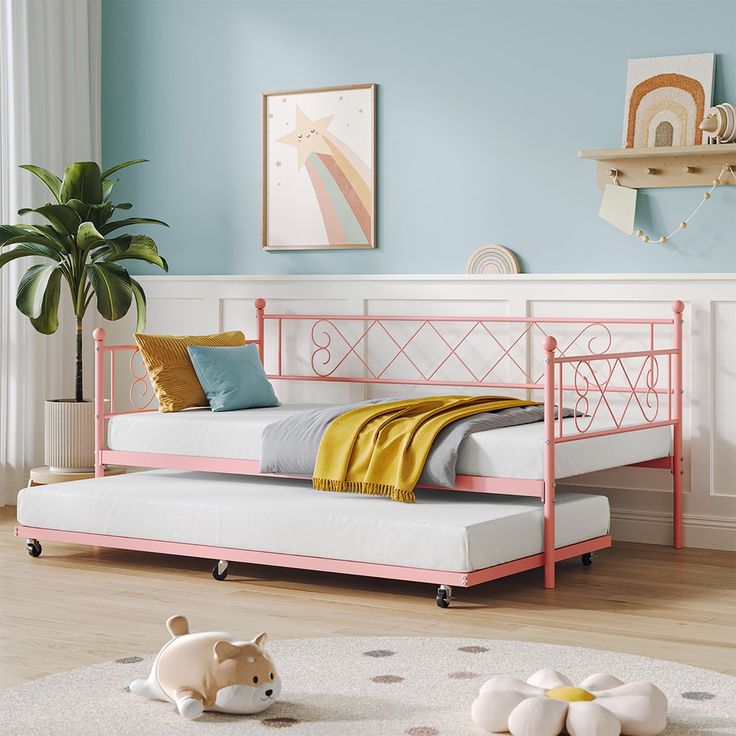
[102, 0, 736, 275]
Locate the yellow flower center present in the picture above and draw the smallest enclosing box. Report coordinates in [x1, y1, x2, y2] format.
[545, 686, 596, 702]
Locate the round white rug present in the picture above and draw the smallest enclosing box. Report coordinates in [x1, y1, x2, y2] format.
[0, 637, 733, 735]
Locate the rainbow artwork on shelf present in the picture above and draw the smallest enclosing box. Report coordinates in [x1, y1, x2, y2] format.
[466, 245, 521, 275]
[622, 53, 715, 148]
[263, 84, 375, 250]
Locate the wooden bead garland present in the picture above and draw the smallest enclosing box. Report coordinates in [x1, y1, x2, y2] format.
[635, 164, 735, 244]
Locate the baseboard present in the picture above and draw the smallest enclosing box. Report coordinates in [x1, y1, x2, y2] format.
[611, 507, 736, 551]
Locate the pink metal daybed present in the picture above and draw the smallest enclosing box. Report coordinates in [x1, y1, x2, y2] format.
[16, 299, 685, 606]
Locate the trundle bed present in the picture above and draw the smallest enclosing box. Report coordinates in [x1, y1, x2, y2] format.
[16, 299, 685, 606]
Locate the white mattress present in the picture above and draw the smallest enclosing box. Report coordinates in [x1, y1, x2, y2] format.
[17, 470, 610, 572]
[107, 403, 672, 480]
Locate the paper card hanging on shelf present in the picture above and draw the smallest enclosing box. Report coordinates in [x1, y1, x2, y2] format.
[598, 183, 637, 235]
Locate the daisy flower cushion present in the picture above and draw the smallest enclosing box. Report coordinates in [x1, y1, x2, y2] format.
[471, 669, 667, 736]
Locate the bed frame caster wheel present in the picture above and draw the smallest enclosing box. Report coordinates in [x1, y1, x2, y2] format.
[26, 539, 42, 558]
[436, 585, 453, 608]
[581, 553, 593, 566]
[212, 560, 229, 581]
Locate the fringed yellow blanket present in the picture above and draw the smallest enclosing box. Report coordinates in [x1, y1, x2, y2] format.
[313, 395, 541, 503]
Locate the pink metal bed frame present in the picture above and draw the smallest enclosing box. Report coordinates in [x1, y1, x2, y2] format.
[17, 299, 685, 605]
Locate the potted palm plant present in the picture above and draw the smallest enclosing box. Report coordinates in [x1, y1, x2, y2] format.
[0, 160, 168, 471]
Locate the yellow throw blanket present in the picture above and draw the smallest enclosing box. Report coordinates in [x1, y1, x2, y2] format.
[313, 395, 541, 503]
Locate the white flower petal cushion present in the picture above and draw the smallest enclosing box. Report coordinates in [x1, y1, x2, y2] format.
[579, 673, 625, 691]
[471, 689, 529, 732]
[526, 669, 574, 690]
[566, 701, 622, 736]
[479, 675, 543, 698]
[594, 682, 668, 736]
[471, 672, 667, 736]
[507, 696, 568, 736]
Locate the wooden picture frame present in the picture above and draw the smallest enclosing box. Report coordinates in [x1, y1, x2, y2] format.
[262, 83, 376, 251]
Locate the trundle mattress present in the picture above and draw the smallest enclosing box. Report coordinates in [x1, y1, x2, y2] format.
[17, 470, 610, 572]
[107, 403, 672, 480]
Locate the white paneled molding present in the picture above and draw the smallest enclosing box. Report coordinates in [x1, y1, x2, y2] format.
[101, 274, 736, 550]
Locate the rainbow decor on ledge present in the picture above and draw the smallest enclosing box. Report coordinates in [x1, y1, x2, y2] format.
[466, 245, 521, 274]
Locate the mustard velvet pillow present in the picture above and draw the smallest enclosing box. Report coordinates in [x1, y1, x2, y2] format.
[135, 331, 247, 412]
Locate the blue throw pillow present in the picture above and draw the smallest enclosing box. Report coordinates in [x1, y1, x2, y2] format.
[186, 344, 280, 412]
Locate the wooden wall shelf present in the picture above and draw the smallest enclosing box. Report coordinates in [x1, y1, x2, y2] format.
[578, 144, 736, 189]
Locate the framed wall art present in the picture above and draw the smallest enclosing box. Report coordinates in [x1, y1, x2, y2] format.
[622, 53, 715, 148]
[262, 83, 376, 250]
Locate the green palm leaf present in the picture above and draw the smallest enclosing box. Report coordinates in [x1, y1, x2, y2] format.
[89, 235, 131, 261]
[102, 178, 117, 199]
[1, 234, 65, 253]
[20, 204, 81, 236]
[67, 200, 115, 229]
[88, 202, 114, 227]
[64, 199, 91, 221]
[16, 264, 61, 319]
[0, 244, 62, 267]
[85, 262, 133, 321]
[29, 224, 69, 250]
[0, 227, 66, 254]
[105, 235, 133, 253]
[18, 165, 62, 203]
[98, 217, 169, 236]
[103, 235, 168, 271]
[59, 162, 103, 205]
[0, 225, 29, 244]
[101, 159, 148, 179]
[76, 222, 107, 252]
[130, 277, 147, 333]
[29, 267, 63, 334]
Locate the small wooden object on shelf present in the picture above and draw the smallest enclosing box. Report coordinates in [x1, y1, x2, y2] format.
[578, 143, 736, 189]
[28, 466, 126, 487]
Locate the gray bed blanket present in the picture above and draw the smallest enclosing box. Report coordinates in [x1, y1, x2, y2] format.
[260, 399, 573, 489]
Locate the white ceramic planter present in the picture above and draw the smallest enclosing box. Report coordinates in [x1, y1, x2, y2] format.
[44, 399, 96, 472]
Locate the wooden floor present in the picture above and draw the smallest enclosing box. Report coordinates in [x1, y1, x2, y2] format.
[1, 506, 734, 689]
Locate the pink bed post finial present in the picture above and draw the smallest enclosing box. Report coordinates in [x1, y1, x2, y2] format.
[542, 335, 558, 589]
[671, 300, 684, 549]
[93, 327, 106, 478]
[255, 298, 266, 364]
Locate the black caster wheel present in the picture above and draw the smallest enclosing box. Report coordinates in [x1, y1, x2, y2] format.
[436, 586, 452, 608]
[212, 561, 229, 581]
[26, 540, 42, 558]
[581, 553, 593, 566]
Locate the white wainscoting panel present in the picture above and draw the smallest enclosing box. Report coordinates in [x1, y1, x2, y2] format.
[100, 274, 736, 550]
[712, 300, 736, 497]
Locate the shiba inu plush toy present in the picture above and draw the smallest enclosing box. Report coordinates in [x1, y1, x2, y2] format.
[130, 615, 281, 719]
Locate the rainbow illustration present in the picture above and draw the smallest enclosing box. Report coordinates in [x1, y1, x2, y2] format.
[278, 106, 373, 246]
[622, 54, 715, 148]
[466, 245, 521, 275]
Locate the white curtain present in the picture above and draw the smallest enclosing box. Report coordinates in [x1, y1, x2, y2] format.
[0, 0, 101, 504]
